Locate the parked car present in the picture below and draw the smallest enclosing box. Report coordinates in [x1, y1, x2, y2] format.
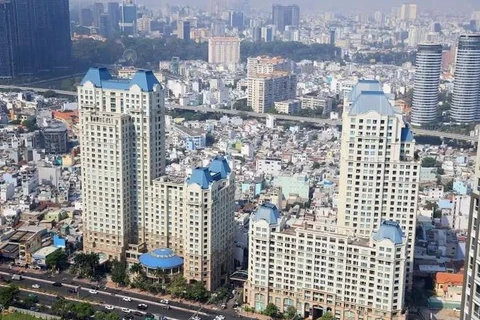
[105, 305, 115, 311]
[137, 304, 148, 310]
[52, 282, 62, 287]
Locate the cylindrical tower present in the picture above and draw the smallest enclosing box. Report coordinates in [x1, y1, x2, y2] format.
[411, 43, 442, 126]
[451, 34, 480, 123]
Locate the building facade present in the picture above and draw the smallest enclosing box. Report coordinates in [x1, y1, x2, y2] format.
[411, 43, 442, 126]
[146, 157, 236, 290]
[272, 4, 299, 33]
[177, 20, 191, 40]
[460, 138, 480, 319]
[78, 67, 166, 260]
[451, 34, 480, 123]
[338, 81, 419, 292]
[244, 204, 407, 320]
[208, 37, 241, 64]
[0, 0, 71, 78]
[120, 0, 137, 35]
[248, 72, 297, 113]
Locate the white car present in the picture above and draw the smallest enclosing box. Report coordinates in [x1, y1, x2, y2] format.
[105, 305, 115, 311]
[121, 308, 131, 313]
[160, 299, 169, 304]
[31, 284, 40, 289]
[122, 297, 132, 302]
[89, 290, 98, 294]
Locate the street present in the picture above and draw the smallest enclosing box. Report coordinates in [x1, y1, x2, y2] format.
[0, 267, 244, 320]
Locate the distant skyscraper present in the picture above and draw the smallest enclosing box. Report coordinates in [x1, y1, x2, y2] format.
[451, 34, 480, 123]
[93, 2, 104, 28]
[80, 8, 94, 27]
[229, 11, 243, 29]
[208, 37, 241, 64]
[120, 0, 137, 35]
[400, 3, 417, 21]
[177, 20, 191, 40]
[247, 56, 296, 113]
[0, 0, 71, 78]
[411, 43, 442, 126]
[261, 26, 274, 42]
[107, 2, 120, 30]
[329, 27, 336, 45]
[210, 19, 226, 37]
[272, 4, 299, 33]
[99, 14, 111, 38]
[338, 80, 419, 292]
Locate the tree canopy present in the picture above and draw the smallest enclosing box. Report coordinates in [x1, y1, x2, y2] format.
[46, 249, 69, 271]
[110, 259, 128, 286]
[0, 284, 19, 307]
[262, 303, 280, 318]
[319, 312, 335, 320]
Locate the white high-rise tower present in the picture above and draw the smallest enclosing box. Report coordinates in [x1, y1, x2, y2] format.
[337, 80, 420, 291]
[411, 43, 442, 126]
[78, 67, 166, 260]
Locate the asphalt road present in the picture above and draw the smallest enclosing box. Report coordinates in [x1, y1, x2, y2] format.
[0, 269, 238, 320]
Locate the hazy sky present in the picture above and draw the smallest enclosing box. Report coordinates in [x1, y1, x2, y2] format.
[74, 0, 479, 13]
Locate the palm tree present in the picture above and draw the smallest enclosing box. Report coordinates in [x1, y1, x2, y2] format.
[129, 262, 143, 275]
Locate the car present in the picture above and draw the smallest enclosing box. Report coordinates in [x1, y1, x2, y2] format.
[134, 311, 143, 316]
[68, 289, 77, 294]
[104, 305, 115, 310]
[89, 290, 98, 294]
[122, 297, 132, 302]
[31, 284, 40, 289]
[160, 299, 169, 304]
[137, 303, 148, 310]
[121, 308, 131, 313]
[52, 282, 62, 287]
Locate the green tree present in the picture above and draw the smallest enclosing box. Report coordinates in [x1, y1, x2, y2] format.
[73, 252, 100, 278]
[311, 162, 321, 170]
[284, 306, 298, 319]
[263, 303, 280, 318]
[110, 259, 128, 286]
[0, 284, 19, 307]
[167, 275, 188, 297]
[129, 262, 143, 275]
[422, 157, 438, 168]
[42, 90, 59, 98]
[319, 312, 335, 320]
[21, 118, 38, 132]
[72, 302, 95, 320]
[189, 281, 208, 301]
[46, 249, 69, 271]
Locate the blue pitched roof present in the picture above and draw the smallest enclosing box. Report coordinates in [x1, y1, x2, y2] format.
[139, 248, 184, 269]
[209, 156, 231, 180]
[80, 67, 161, 92]
[372, 220, 404, 245]
[252, 203, 281, 225]
[401, 126, 415, 142]
[348, 79, 383, 102]
[349, 91, 396, 116]
[188, 167, 213, 189]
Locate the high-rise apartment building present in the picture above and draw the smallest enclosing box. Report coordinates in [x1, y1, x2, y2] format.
[247, 73, 297, 113]
[451, 34, 480, 123]
[177, 20, 191, 40]
[120, 0, 137, 35]
[79, 68, 235, 290]
[0, 0, 71, 78]
[399, 3, 417, 21]
[244, 204, 407, 320]
[79, 68, 166, 259]
[460, 139, 480, 319]
[229, 11, 244, 29]
[80, 8, 94, 27]
[338, 81, 419, 292]
[148, 157, 236, 290]
[272, 4, 299, 33]
[247, 55, 295, 113]
[411, 43, 443, 126]
[208, 37, 241, 64]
